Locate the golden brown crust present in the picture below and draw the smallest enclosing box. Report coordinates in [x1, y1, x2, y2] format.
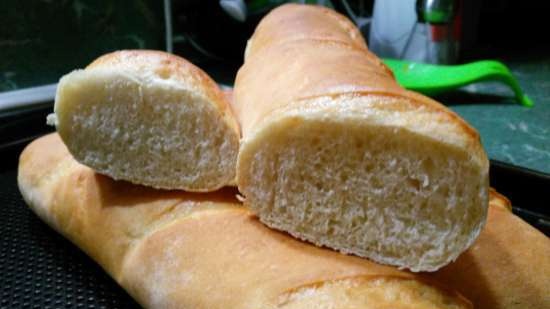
[276, 275, 473, 309]
[87, 50, 239, 133]
[18, 134, 474, 309]
[487, 187, 513, 211]
[424, 191, 550, 309]
[244, 4, 367, 57]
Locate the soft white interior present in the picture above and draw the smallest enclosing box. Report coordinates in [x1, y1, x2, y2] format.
[55, 70, 238, 191]
[239, 97, 488, 272]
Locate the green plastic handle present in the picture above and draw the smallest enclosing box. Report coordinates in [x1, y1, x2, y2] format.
[383, 59, 534, 107]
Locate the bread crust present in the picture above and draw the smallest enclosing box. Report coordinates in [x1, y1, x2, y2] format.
[425, 191, 550, 309]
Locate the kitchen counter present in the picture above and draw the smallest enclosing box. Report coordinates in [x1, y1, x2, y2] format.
[445, 55, 550, 174]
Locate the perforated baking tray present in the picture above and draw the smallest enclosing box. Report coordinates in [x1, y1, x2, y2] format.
[0, 167, 140, 308]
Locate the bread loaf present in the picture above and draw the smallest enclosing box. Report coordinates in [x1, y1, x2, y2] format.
[19, 134, 550, 308]
[233, 4, 489, 271]
[426, 189, 550, 309]
[18, 134, 472, 309]
[49, 50, 240, 192]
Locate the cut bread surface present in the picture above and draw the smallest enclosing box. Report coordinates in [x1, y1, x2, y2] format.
[237, 96, 488, 272]
[52, 51, 239, 191]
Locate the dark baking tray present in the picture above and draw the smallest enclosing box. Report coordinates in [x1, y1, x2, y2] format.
[1, 105, 549, 308]
[0, 168, 140, 309]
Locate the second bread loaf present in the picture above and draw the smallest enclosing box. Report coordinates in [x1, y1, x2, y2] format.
[233, 4, 489, 272]
[18, 134, 471, 309]
[19, 134, 550, 309]
[50, 50, 240, 191]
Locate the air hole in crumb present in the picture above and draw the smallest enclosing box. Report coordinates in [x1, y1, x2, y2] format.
[364, 162, 374, 173]
[340, 173, 348, 182]
[438, 186, 449, 197]
[407, 178, 421, 191]
[314, 181, 323, 191]
[311, 137, 320, 146]
[312, 162, 323, 172]
[421, 158, 435, 173]
[327, 219, 339, 234]
[371, 178, 382, 189]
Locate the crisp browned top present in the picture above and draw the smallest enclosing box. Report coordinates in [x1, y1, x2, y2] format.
[244, 4, 367, 57]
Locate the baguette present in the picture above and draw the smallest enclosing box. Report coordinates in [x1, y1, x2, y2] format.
[425, 189, 550, 309]
[233, 4, 489, 271]
[18, 134, 550, 308]
[49, 50, 240, 192]
[18, 134, 472, 309]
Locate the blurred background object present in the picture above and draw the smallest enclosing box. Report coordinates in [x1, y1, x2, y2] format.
[0, 0, 165, 92]
[2, 0, 550, 90]
[369, 0, 460, 64]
